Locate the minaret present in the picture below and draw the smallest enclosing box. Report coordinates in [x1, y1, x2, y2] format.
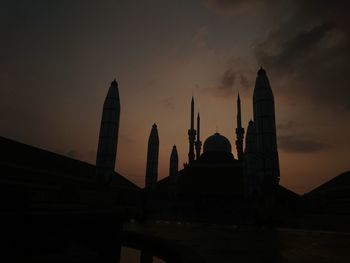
[145, 123, 159, 191]
[187, 97, 196, 164]
[195, 113, 202, 160]
[253, 67, 280, 191]
[235, 93, 244, 161]
[169, 145, 179, 196]
[95, 79, 120, 185]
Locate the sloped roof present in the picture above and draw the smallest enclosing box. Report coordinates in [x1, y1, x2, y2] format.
[304, 171, 350, 199]
[0, 136, 140, 192]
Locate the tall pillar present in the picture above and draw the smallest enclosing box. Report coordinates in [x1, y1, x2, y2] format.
[95, 79, 120, 185]
[195, 113, 202, 160]
[145, 124, 159, 191]
[253, 67, 280, 192]
[188, 97, 196, 164]
[169, 145, 179, 196]
[235, 93, 245, 161]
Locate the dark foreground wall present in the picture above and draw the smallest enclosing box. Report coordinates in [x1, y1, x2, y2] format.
[3, 210, 124, 263]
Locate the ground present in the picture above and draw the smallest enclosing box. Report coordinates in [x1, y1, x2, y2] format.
[124, 221, 350, 263]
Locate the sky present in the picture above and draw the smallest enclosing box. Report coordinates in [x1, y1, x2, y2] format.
[1, 0, 349, 194]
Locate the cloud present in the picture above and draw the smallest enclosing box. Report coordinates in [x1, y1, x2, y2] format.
[255, 22, 335, 70]
[210, 57, 253, 98]
[209, 67, 238, 97]
[253, 0, 350, 111]
[217, 67, 236, 96]
[206, 0, 350, 111]
[239, 74, 249, 89]
[278, 135, 328, 153]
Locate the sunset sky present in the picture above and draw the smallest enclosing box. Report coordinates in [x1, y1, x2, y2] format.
[1, 0, 350, 194]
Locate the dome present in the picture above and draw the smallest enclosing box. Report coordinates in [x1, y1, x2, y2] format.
[203, 133, 232, 153]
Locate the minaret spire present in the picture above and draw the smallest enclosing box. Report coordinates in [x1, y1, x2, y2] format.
[145, 123, 159, 191]
[195, 112, 202, 160]
[235, 92, 244, 161]
[96, 79, 120, 185]
[253, 67, 280, 192]
[237, 93, 242, 127]
[191, 96, 194, 129]
[188, 97, 196, 164]
[169, 145, 179, 196]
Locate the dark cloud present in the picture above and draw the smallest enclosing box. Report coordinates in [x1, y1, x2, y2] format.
[219, 68, 236, 96]
[211, 60, 252, 98]
[256, 22, 335, 69]
[253, 0, 350, 111]
[206, 0, 350, 111]
[278, 135, 329, 153]
[239, 74, 249, 88]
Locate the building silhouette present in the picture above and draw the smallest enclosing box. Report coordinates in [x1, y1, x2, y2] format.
[169, 145, 179, 196]
[152, 68, 295, 222]
[157, 68, 279, 195]
[95, 79, 120, 185]
[187, 97, 196, 164]
[252, 67, 280, 194]
[195, 113, 202, 160]
[235, 93, 244, 162]
[145, 123, 159, 191]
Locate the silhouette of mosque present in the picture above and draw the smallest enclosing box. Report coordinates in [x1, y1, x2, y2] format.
[133, 67, 297, 222]
[92, 67, 300, 222]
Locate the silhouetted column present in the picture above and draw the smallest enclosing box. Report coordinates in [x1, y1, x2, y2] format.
[253, 67, 280, 193]
[188, 97, 196, 164]
[95, 79, 120, 185]
[235, 93, 245, 161]
[195, 113, 202, 160]
[145, 124, 159, 191]
[169, 145, 179, 196]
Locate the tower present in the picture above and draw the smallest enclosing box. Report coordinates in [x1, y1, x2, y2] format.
[169, 145, 179, 196]
[187, 97, 196, 164]
[145, 123, 159, 191]
[235, 93, 244, 161]
[95, 79, 120, 185]
[195, 113, 202, 160]
[253, 67, 280, 192]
